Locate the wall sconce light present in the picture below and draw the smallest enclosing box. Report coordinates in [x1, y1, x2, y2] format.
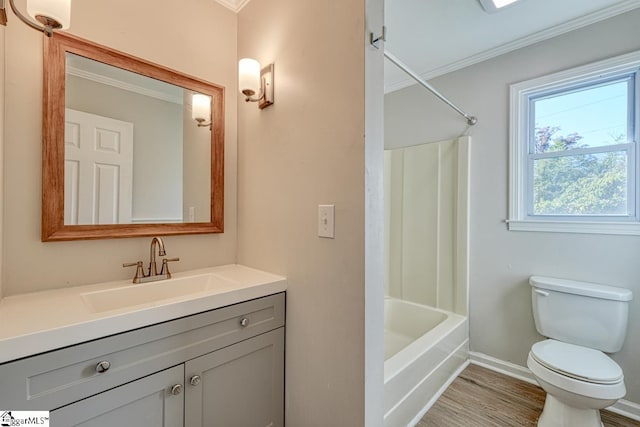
[192, 93, 212, 130]
[0, 0, 71, 37]
[238, 58, 274, 110]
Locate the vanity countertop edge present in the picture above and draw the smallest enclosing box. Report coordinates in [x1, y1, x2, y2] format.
[0, 264, 286, 364]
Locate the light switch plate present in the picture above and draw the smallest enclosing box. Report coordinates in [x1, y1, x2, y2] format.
[318, 205, 335, 238]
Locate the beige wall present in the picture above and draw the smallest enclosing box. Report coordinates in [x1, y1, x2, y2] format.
[3, 0, 237, 295]
[385, 9, 640, 403]
[237, 0, 368, 424]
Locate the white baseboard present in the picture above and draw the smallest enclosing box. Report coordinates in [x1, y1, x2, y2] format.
[469, 351, 640, 422]
[607, 399, 640, 422]
[469, 351, 537, 385]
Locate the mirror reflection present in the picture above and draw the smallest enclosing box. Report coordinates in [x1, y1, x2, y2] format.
[64, 53, 211, 225]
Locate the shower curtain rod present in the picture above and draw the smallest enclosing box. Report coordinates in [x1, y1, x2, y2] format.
[384, 50, 478, 126]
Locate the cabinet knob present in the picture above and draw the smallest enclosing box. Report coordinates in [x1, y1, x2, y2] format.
[95, 361, 111, 373]
[240, 317, 249, 327]
[190, 375, 201, 386]
[170, 384, 183, 395]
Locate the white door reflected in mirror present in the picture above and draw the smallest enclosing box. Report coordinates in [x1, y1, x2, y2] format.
[64, 109, 134, 225]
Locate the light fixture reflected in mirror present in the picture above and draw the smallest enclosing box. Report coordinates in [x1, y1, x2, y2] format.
[0, 0, 71, 36]
[192, 93, 212, 130]
[238, 58, 274, 109]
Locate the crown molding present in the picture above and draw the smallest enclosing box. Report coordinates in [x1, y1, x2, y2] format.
[67, 66, 183, 105]
[213, 0, 251, 13]
[385, 0, 640, 93]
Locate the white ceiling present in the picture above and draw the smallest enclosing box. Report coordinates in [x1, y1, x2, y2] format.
[384, 0, 640, 93]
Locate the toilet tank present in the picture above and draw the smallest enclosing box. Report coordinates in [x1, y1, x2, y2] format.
[530, 276, 633, 353]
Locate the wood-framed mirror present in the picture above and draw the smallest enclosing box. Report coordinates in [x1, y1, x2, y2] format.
[42, 33, 224, 241]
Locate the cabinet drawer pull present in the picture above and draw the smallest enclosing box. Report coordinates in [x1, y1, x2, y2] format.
[95, 361, 111, 373]
[190, 375, 201, 386]
[240, 317, 249, 327]
[170, 384, 183, 395]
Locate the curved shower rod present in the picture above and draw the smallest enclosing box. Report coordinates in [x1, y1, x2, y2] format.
[384, 50, 478, 126]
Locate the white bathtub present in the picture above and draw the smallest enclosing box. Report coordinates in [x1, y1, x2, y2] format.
[384, 297, 469, 426]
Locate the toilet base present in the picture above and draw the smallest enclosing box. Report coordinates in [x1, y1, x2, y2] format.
[537, 394, 603, 427]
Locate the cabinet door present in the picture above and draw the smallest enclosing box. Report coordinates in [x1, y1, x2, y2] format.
[50, 365, 184, 427]
[185, 328, 284, 427]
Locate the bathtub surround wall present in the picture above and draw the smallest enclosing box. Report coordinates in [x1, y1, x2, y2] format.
[237, 0, 378, 424]
[384, 138, 469, 314]
[3, 0, 238, 295]
[384, 9, 640, 404]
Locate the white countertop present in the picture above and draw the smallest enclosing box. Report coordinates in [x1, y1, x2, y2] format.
[0, 264, 286, 364]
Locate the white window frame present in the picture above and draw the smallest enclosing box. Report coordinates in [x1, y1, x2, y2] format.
[509, 50, 640, 235]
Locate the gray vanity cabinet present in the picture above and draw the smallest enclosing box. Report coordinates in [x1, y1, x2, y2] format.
[185, 328, 285, 427]
[50, 365, 185, 427]
[0, 293, 285, 427]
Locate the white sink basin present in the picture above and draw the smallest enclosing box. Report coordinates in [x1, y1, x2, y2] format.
[81, 273, 228, 313]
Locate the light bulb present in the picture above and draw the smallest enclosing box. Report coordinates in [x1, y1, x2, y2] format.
[238, 58, 261, 97]
[192, 94, 211, 122]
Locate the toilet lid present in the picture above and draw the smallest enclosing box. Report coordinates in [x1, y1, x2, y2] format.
[531, 340, 623, 384]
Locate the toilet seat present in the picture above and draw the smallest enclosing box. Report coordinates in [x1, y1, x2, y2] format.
[530, 339, 623, 384]
[527, 341, 626, 402]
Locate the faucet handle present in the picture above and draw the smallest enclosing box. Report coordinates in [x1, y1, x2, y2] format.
[123, 261, 142, 267]
[160, 257, 180, 277]
[123, 261, 146, 283]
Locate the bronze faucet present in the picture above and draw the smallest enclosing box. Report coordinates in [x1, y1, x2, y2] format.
[149, 236, 166, 276]
[123, 237, 180, 284]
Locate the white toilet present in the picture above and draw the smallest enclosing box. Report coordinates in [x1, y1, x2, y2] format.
[528, 276, 633, 427]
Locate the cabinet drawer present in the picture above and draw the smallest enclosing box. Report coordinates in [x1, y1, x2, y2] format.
[0, 292, 284, 410]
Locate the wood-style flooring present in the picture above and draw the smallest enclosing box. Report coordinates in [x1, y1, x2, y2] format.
[418, 364, 640, 427]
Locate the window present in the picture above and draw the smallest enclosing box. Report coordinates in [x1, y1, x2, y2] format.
[509, 51, 640, 235]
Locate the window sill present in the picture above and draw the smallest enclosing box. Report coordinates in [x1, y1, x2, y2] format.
[507, 219, 640, 236]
